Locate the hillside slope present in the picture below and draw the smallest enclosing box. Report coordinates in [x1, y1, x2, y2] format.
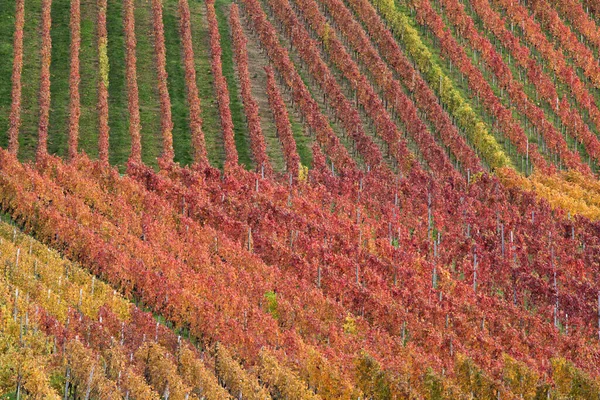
[2, 0, 600, 397]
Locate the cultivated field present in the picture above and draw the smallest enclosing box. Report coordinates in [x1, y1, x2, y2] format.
[2, 0, 600, 397]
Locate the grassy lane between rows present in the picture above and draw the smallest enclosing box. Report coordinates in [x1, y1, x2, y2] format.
[106, 0, 129, 170]
[48, 0, 70, 157]
[237, 5, 286, 173]
[163, 0, 193, 166]
[135, 0, 161, 168]
[0, 1, 15, 149]
[18, 0, 42, 162]
[189, 0, 225, 168]
[78, 0, 99, 158]
[290, 113, 313, 167]
[214, 0, 252, 169]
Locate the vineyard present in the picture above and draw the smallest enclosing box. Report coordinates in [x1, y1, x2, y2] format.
[2, 0, 600, 398]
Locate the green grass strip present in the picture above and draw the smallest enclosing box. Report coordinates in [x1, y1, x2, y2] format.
[78, 0, 99, 158]
[214, 0, 252, 168]
[0, 1, 15, 148]
[189, 0, 224, 168]
[0, 1, 15, 149]
[18, 0, 42, 161]
[106, 0, 130, 170]
[135, 0, 161, 168]
[291, 117, 313, 168]
[163, 0, 193, 166]
[48, 0, 70, 157]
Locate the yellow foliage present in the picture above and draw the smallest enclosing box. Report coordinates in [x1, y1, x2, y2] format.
[214, 344, 271, 400]
[300, 346, 359, 399]
[21, 362, 61, 399]
[135, 342, 193, 400]
[178, 346, 232, 400]
[423, 369, 470, 399]
[322, 23, 331, 49]
[551, 358, 600, 399]
[0, 221, 131, 322]
[121, 368, 160, 400]
[99, 38, 110, 88]
[502, 354, 539, 399]
[499, 170, 600, 221]
[298, 163, 309, 182]
[343, 314, 357, 335]
[103, 344, 159, 399]
[258, 350, 321, 400]
[0, 279, 60, 399]
[354, 353, 392, 399]
[436, 266, 455, 293]
[454, 353, 498, 399]
[66, 340, 121, 399]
